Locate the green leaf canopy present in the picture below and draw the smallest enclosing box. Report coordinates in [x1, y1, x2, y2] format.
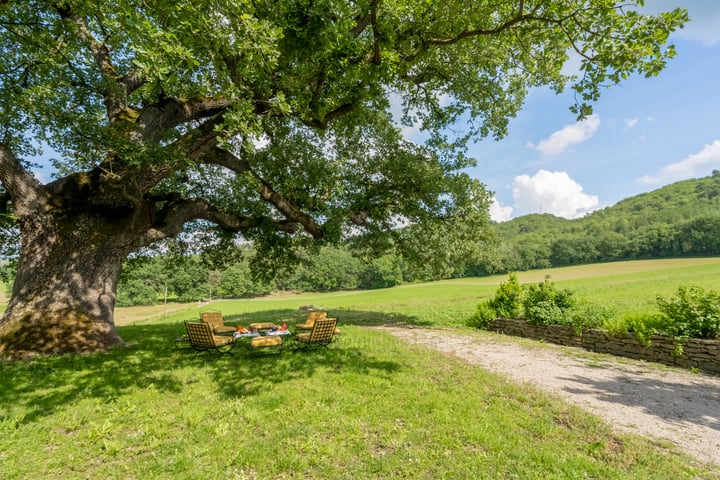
[0, 0, 688, 267]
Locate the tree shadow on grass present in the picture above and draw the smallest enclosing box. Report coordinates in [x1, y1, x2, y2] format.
[150, 307, 421, 400]
[209, 339, 405, 400]
[0, 308, 420, 426]
[222, 307, 433, 328]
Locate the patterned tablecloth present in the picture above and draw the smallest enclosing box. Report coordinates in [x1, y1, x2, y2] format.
[265, 329, 291, 336]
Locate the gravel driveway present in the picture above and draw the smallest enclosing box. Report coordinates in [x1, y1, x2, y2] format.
[374, 326, 720, 469]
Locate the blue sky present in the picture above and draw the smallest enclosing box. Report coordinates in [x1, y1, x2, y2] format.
[466, 1, 720, 221]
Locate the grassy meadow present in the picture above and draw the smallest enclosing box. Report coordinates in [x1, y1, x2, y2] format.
[2, 258, 720, 478]
[112, 257, 720, 330]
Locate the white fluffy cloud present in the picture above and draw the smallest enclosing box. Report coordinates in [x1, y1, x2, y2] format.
[489, 197, 513, 222]
[530, 115, 600, 156]
[512, 170, 600, 219]
[639, 140, 720, 185]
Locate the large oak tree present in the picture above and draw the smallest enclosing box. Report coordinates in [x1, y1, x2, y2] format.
[0, 0, 686, 357]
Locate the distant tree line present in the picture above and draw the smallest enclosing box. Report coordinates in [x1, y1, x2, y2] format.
[472, 213, 720, 275]
[117, 217, 719, 306]
[117, 247, 408, 306]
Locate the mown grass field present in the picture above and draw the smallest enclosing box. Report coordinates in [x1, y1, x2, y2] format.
[116, 257, 720, 328]
[2, 258, 720, 479]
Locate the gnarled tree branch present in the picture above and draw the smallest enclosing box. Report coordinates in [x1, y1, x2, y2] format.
[178, 129, 324, 239]
[136, 96, 235, 141]
[403, 3, 595, 66]
[302, 98, 360, 130]
[258, 184, 323, 238]
[144, 196, 298, 244]
[53, 4, 146, 123]
[0, 144, 43, 215]
[202, 146, 325, 239]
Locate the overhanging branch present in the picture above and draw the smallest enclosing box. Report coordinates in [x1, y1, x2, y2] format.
[136, 96, 235, 141]
[198, 146, 325, 239]
[427, 5, 532, 46]
[405, 3, 595, 64]
[302, 98, 359, 130]
[179, 132, 324, 239]
[145, 196, 299, 243]
[258, 184, 323, 238]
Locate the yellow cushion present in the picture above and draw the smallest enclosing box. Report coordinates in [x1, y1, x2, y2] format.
[213, 325, 236, 334]
[201, 312, 224, 327]
[213, 335, 234, 347]
[295, 311, 327, 329]
[250, 336, 283, 348]
[295, 333, 311, 342]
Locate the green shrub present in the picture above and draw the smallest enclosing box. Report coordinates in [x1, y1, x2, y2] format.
[566, 303, 616, 334]
[610, 312, 670, 346]
[472, 274, 611, 333]
[488, 273, 523, 318]
[525, 300, 569, 326]
[602, 316, 630, 337]
[467, 300, 496, 329]
[522, 276, 576, 325]
[656, 285, 720, 339]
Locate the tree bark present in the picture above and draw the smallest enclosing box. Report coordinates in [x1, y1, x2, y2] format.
[0, 146, 157, 358]
[0, 207, 137, 358]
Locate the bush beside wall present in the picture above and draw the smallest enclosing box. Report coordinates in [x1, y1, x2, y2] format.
[488, 318, 720, 376]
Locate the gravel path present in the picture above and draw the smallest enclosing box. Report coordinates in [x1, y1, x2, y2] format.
[374, 326, 720, 468]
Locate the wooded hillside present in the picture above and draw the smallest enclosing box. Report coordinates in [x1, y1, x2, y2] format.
[481, 172, 720, 274]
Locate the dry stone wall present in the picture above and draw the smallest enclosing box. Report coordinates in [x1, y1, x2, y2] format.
[488, 318, 720, 376]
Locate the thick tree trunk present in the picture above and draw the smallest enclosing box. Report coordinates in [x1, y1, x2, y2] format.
[0, 146, 251, 358]
[0, 209, 137, 358]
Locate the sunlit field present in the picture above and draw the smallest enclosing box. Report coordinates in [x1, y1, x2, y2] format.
[3, 257, 719, 325]
[114, 257, 720, 328]
[2, 258, 720, 478]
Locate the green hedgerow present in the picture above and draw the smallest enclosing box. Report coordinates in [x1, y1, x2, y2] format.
[656, 285, 720, 339]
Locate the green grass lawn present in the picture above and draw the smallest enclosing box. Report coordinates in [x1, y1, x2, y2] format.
[2, 325, 714, 479]
[2, 258, 720, 478]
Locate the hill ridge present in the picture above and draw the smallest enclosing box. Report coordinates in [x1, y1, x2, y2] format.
[478, 173, 720, 274]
